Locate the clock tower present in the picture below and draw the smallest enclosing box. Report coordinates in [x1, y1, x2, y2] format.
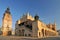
[2, 8, 12, 36]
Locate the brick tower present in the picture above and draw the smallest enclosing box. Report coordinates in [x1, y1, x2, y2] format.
[2, 8, 12, 36]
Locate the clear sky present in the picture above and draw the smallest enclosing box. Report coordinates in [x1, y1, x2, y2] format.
[0, 0, 60, 30]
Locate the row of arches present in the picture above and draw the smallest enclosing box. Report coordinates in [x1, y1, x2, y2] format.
[39, 29, 57, 37]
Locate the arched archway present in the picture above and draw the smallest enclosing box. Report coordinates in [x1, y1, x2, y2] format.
[42, 29, 44, 36]
[45, 30, 47, 36]
[8, 31, 12, 35]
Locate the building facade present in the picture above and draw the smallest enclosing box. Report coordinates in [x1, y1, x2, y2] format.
[15, 13, 58, 38]
[57, 30, 60, 35]
[2, 8, 12, 36]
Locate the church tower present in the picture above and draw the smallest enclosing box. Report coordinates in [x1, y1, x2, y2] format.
[2, 8, 12, 36]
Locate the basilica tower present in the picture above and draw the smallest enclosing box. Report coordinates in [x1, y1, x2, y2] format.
[2, 8, 12, 36]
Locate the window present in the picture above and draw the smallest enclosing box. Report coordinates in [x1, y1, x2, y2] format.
[52, 28, 55, 31]
[22, 29, 25, 36]
[19, 30, 21, 32]
[21, 22, 24, 25]
[42, 29, 44, 36]
[19, 24, 21, 26]
[25, 25, 32, 30]
[39, 32, 40, 36]
[45, 30, 47, 36]
[22, 29, 25, 32]
[18, 22, 25, 26]
[28, 34, 31, 36]
[8, 31, 11, 35]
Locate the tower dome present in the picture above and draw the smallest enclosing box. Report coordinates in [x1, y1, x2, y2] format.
[34, 14, 39, 21]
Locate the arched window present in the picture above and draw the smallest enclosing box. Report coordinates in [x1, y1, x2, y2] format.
[42, 29, 44, 36]
[8, 31, 11, 35]
[22, 29, 25, 32]
[22, 29, 25, 36]
[52, 27, 55, 31]
[19, 30, 21, 36]
[28, 34, 31, 36]
[39, 32, 40, 36]
[45, 30, 47, 36]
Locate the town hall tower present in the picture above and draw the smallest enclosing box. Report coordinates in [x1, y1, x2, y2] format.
[2, 8, 12, 36]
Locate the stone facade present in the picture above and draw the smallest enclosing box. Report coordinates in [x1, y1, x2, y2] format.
[15, 13, 58, 38]
[57, 30, 60, 35]
[2, 8, 12, 36]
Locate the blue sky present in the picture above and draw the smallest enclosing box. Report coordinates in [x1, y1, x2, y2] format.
[0, 0, 60, 30]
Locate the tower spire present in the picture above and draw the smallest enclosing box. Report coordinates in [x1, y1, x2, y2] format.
[27, 12, 30, 16]
[5, 7, 10, 14]
[25, 12, 30, 17]
[53, 18, 56, 31]
[54, 18, 56, 26]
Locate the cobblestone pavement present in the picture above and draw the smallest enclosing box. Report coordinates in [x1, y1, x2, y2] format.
[0, 36, 60, 40]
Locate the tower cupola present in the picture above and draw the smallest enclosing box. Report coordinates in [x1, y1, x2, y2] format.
[34, 14, 39, 21]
